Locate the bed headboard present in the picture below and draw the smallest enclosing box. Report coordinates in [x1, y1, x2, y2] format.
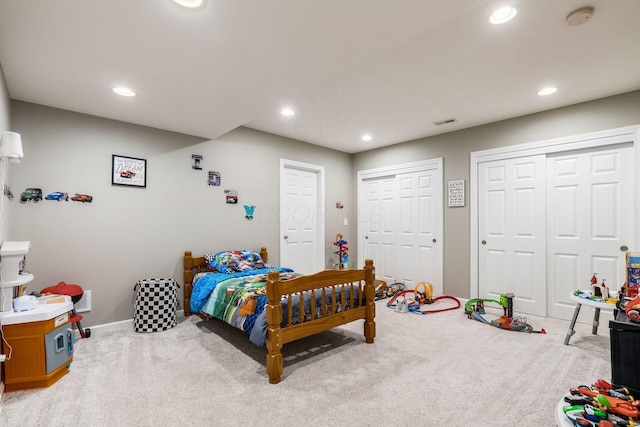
[183, 247, 268, 316]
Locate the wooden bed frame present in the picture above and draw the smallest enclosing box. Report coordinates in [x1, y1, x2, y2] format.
[183, 248, 376, 384]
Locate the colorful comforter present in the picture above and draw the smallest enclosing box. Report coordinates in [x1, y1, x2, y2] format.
[191, 268, 363, 347]
[190, 268, 298, 346]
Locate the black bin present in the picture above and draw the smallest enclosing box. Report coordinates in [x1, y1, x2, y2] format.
[610, 309, 640, 394]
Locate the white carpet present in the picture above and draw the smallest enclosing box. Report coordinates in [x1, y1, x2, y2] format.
[0, 300, 611, 426]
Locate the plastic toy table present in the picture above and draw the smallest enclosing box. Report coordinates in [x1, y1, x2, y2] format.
[564, 292, 616, 345]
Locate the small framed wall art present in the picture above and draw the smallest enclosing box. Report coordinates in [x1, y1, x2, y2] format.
[448, 179, 465, 207]
[112, 155, 147, 188]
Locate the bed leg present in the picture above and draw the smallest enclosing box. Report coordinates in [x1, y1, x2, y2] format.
[266, 338, 283, 384]
[184, 282, 192, 316]
[364, 259, 376, 344]
[266, 270, 284, 384]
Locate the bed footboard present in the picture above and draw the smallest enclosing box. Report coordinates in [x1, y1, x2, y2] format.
[265, 259, 376, 384]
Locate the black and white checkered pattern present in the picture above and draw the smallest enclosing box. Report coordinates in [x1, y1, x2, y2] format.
[134, 278, 178, 333]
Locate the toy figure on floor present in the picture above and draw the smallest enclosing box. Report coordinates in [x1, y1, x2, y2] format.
[464, 293, 546, 334]
[562, 380, 640, 425]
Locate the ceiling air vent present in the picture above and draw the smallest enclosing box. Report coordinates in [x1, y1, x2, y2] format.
[433, 118, 457, 126]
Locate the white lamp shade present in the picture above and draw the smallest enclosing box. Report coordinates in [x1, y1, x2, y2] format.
[0, 131, 23, 160]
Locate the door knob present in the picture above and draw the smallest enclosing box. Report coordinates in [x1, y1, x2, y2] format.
[283, 235, 288, 240]
[365, 236, 368, 240]
[481, 240, 486, 245]
[621, 245, 629, 251]
[432, 239, 437, 243]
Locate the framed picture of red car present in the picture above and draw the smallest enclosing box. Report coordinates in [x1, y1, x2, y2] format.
[112, 154, 146, 188]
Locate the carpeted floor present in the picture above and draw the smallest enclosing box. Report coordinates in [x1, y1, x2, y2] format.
[0, 300, 611, 426]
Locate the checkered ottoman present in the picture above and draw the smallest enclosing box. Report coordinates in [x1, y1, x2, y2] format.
[134, 278, 178, 333]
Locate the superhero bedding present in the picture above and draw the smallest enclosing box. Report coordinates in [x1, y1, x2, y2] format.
[189, 250, 362, 347]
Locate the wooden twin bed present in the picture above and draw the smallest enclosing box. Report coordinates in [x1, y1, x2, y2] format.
[183, 247, 376, 384]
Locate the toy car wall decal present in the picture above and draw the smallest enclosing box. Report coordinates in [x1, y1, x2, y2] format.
[45, 192, 69, 201]
[120, 171, 136, 178]
[20, 188, 43, 203]
[71, 193, 93, 203]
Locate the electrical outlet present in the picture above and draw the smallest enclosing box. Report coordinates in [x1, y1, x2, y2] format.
[0, 354, 6, 363]
[75, 290, 92, 313]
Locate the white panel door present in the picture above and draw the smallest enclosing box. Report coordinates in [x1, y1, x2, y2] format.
[361, 164, 443, 294]
[280, 160, 324, 274]
[397, 170, 442, 295]
[363, 176, 398, 284]
[478, 155, 547, 316]
[547, 144, 634, 319]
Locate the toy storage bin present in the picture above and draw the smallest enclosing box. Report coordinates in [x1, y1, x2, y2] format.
[133, 278, 178, 333]
[609, 310, 640, 394]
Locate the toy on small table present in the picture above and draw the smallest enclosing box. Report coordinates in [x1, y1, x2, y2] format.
[333, 233, 348, 270]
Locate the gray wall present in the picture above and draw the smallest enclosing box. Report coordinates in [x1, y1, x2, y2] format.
[353, 90, 640, 299]
[8, 101, 354, 326]
[6, 90, 640, 326]
[0, 64, 9, 387]
[0, 65, 11, 241]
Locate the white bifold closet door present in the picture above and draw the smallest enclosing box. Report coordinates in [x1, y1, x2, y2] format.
[361, 166, 443, 296]
[546, 144, 633, 319]
[478, 144, 633, 319]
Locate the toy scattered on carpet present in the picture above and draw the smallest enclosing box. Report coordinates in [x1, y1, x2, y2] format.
[464, 293, 546, 333]
[562, 379, 640, 426]
[374, 280, 404, 300]
[386, 282, 461, 314]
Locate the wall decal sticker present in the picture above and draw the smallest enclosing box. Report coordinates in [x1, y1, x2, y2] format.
[208, 171, 220, 186]
[192, 154, 202, 170]
[244, 205, 255, 220]
[224, 189, 237, 204]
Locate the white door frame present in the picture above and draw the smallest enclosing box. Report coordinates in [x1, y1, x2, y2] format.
[279, 159, 325, 272]
[357, 158, 444, 286]
[470, 125, 640, 299]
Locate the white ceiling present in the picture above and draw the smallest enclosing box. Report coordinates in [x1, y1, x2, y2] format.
[1, 0, 639, 154]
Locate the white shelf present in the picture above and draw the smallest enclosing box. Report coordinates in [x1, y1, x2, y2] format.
[0, 299, 72, 325]
[0, 273, 34, 288]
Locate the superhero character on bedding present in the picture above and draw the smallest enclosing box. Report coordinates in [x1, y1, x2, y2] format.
[205, 249, 268, 274]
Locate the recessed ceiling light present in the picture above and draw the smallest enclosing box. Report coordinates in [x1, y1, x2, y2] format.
[361, 134, 373, 142]
[490, 6, 517, 24]
[112, 87, 136, 97]
[172, 0, 205, 9]
[280, 108, 295, 116]
[537, 86, 558, 96]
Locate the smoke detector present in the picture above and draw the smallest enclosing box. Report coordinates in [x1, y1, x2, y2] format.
[566, 6, 594, 26]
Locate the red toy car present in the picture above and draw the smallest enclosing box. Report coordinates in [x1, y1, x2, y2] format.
[626, 295, 640, 321]
[71, 193, 93, 203]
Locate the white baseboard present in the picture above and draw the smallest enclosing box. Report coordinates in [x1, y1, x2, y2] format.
[76, 309, 185, 337]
